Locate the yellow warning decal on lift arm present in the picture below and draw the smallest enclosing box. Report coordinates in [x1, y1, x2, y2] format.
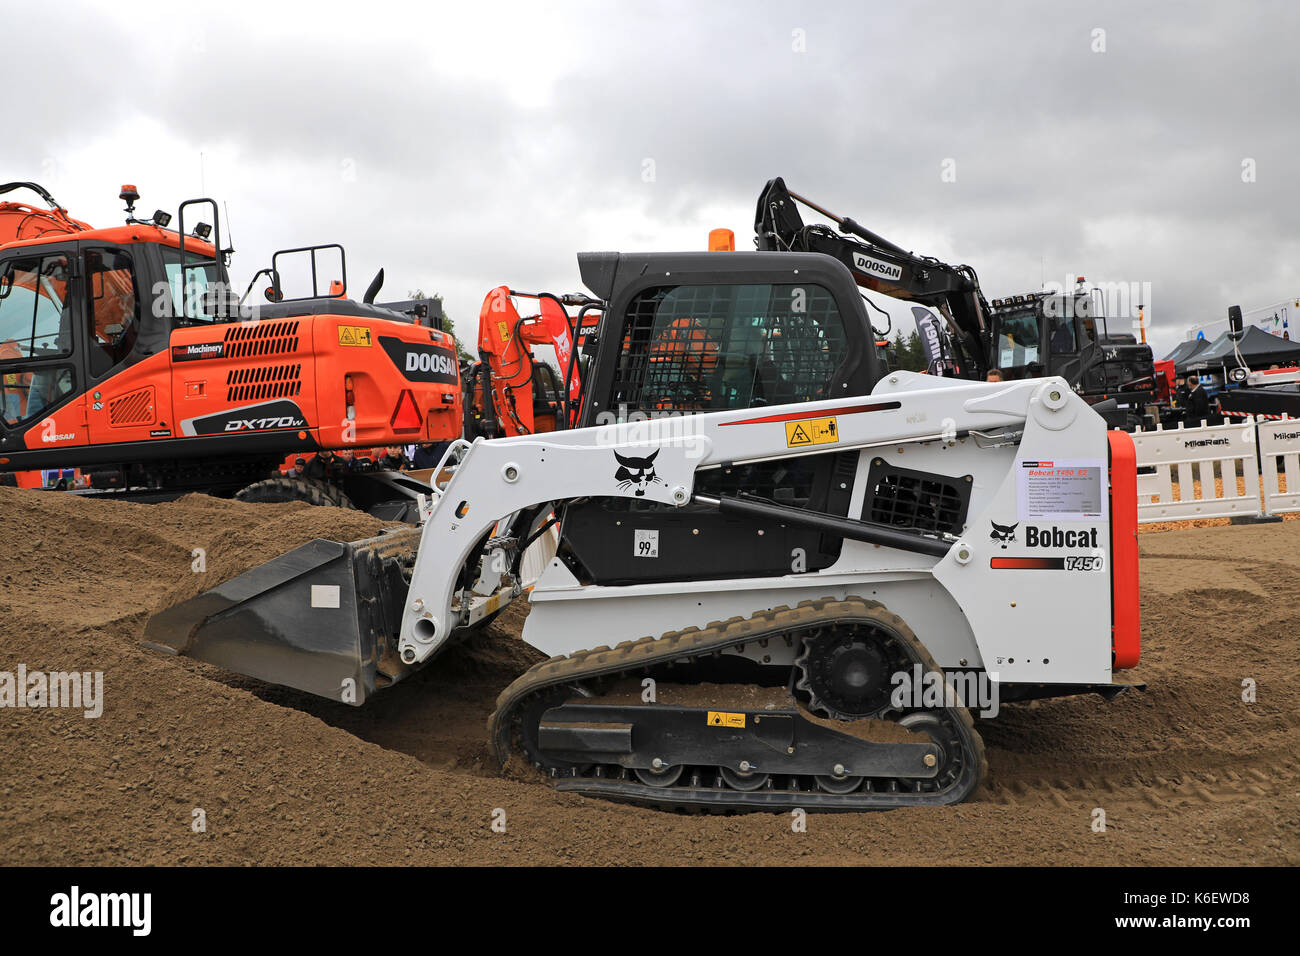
[337, 325, 372, 347]
[785, 416, 839, 447]
[707, 711, 746, 728]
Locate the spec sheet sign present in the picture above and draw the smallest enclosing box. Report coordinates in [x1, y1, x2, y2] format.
[1017, 459, 1107, 521]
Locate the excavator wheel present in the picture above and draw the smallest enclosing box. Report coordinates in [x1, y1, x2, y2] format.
[235, 477, 357, 509]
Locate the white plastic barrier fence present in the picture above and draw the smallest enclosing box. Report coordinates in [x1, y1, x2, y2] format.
[1131, 419, 1261, 523]
[1257, 417, 1300, 516]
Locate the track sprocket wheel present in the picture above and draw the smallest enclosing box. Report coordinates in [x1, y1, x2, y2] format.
[793, 622, 904, 720]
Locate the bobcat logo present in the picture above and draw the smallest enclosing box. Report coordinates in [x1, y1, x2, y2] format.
[990, 521, 1018, 549]
[614, 449, 663, 497]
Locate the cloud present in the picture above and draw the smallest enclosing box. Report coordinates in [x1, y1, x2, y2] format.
[4, 0, 1297, 359]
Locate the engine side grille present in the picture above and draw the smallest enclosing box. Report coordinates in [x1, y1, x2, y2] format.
[226, 364, 303, 403]
[223, 320, 301, 358]
[862, 458, 971, 534]
[108, 386, 156, 426]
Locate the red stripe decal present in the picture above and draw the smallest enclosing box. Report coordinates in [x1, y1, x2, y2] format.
[719, 401, 901, 426]
[990, 557, 1063, 570]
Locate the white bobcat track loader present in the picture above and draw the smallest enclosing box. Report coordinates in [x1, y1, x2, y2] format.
[145, 248, 1141, 811]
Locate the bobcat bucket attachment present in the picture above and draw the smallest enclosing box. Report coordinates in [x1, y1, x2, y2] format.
[143, 493, 560, 705]
[143, 527, 423, 705]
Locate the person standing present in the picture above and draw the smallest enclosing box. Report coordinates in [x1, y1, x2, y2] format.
[304, 450, 339, 481]
[412, 442, 451, 469]
[1183, 373, 1210, 424]
[378, 445, 409, 471]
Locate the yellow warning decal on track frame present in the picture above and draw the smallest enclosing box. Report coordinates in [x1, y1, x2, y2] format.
[707, 711, 746, 728]
[337, 325, 372, 347]
[785, 416, 839, 447]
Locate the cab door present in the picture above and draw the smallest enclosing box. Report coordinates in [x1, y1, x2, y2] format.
[79, 243, 163, 444]
[0, 243, 87, 456]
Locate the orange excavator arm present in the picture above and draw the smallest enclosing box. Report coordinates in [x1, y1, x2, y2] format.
[472, 286, 584, 438]
[0, 182, 92, 244]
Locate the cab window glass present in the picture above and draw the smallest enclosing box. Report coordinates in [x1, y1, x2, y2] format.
[0, 254, 73, 360]
[86, 248, 139, 377]
[160, 246, 222, 322]
[612, 283, 848, 414]
[2, 364, 75, 425]
[0, 254, 75, 426]
[1077, 316, 1097, 346]
[996, 311, 1039, 367]
[1049, 312, 1077, 354]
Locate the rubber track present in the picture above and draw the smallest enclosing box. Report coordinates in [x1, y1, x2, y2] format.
[235, 476, 356, 509]
[488, 597, 988, 811]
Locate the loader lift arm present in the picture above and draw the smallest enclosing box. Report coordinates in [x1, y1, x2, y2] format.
[755, 177, 991, 377]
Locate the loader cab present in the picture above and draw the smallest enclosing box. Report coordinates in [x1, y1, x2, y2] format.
[987, 287, 1156, 427]
[559, 251, 883, 586]
[576, 251, 881, 426]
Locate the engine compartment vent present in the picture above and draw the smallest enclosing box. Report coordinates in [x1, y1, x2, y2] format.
[227, 364, 303, 403]
[108, 386, 156, 427]
[862, 459, 970, 534]
[223, 320, 301, 358]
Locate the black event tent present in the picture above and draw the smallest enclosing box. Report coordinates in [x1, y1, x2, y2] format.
[1162, 337, 1210, 371]
[1187, 325, 1300, 370]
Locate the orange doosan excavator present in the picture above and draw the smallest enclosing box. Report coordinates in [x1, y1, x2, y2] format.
[0, 182, 461, 516]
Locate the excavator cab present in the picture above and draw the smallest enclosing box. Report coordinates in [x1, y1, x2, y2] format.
[0, 190, 235, 460]
[986, 286, 1157, 427]
[0, 243, 155, 435]
[987, 291, 1098, 382]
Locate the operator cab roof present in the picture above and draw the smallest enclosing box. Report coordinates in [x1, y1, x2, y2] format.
[578, 250, 857, 301]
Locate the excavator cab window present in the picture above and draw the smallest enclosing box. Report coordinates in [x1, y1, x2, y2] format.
[161, 246, 224, 323]
[1048, 310, 1077, 355]
[1077, 310, 1099, 348]
[611, 283, 847, 415]
[531, 361, 563, 431]
[993, 309, 1040, 373]
[0, 252, 76, 426]
[85, 248, 140, 378]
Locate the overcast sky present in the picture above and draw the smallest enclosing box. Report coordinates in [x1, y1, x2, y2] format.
[7, 0, 1298, 357]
